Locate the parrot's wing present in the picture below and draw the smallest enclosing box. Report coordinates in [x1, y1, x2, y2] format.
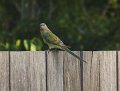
[44, 31, 64, 45]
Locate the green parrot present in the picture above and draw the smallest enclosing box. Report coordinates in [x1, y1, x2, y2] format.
[40, 23, 86, 63]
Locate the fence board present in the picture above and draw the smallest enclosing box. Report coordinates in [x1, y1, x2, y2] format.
[10, 51, 46, 91]
[29, 52, 46, 91]
[64, 51, 81, 91]
[83, 51, 98, 91]
[0, 51, 119, 91]
[47, 51, 63, 91]
[118, 51, 120, 91]
[99, 51, 116, 91]
[0, 52, 9, 91]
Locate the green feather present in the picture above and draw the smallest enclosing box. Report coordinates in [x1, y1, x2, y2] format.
[60, 45, 87, 63]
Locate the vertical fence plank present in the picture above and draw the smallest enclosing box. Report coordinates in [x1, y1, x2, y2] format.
[47, 51, 63, 91]
[0, 52, 9, 91]
[83, 51, 99, 91]
[100, 51, 116, 91]
[64, 51, 81, 91]
[10, 51, 46, 91]
[118, 51, 120, 91]
[10, 52, 32, 91]
[29, 52, 46, 91]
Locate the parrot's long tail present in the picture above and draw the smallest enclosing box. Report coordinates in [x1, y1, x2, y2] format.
[60, 45, 87, 63]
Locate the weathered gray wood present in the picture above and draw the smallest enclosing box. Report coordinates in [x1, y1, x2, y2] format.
[83, 51, 117, 91]
[64, 51, 81, 91]
[29, 52, 46, 91]
[10, 51, 46, 91]
[118, 51, 120, 91]
[47, 51, 63, 91]
[83, 51, 100, 91]
[99, 51, 116, 91]
[0, 51, 119, 91]
[10, 52, 31, 91]
[0, 52, 9, 91]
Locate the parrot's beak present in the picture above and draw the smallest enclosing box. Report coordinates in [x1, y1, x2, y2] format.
[40, 26, 42, 30]
[40, 24, 43, 30]
[40, 24, 42, 27]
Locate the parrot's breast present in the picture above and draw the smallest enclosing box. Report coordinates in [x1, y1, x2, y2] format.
[41, 32, 60, 49]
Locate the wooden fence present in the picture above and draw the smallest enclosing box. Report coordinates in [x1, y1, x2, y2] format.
[0, 51, 119, 91]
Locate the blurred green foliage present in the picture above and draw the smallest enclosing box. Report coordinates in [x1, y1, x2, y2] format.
[0, 0, 120, 50]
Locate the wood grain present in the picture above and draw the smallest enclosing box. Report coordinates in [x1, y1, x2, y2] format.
[29, 52, 46, 91]
[118, 51, 120, 91]
[64, 51, 81, 91]
[47, 51, 63, 91]
[0, 52, 9, 91]
[99, 51, 116, 91]
[83, 51, 97, 91]
[10, 51, 46, 91]
[83, 51, 117, 91]
[0, 51, 119, 91]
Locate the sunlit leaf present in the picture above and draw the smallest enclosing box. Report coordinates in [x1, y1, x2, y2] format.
[16, 39, 21, 47]
[30, 43, 36, 51]
[24, 40, 29, 50]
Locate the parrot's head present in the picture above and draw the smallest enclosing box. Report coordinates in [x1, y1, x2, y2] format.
[40, 23, 48, 31]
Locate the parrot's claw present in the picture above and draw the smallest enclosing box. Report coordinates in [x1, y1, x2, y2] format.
[46, 48, 62, 53]
[47, 50, 50, 53]
[50, 48, 62, 51]
[45, 49, 50, 53]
